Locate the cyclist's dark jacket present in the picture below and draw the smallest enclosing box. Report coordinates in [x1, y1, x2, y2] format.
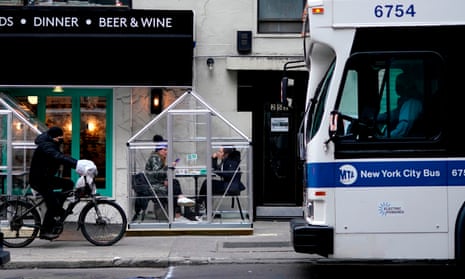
[29, 132, 78, 189]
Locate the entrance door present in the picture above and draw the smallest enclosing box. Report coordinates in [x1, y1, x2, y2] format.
[254, 103, 302, 218]
[239, 70, 307, 218]
[259, 104, 301, 216]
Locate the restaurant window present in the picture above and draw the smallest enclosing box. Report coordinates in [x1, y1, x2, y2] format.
[5, 88, 113, 197]
[45, 96, 73, 179]
[258, 0, 305, 34]
[79, 96, 107, 190]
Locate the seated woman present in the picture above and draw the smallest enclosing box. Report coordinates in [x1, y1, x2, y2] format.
[198, 147, 246, 208]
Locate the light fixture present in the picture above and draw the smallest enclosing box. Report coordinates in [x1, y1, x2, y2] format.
[206, 58, 214, 70]
[150, 88, 163, 114]
[87, 121, 96, 132]
[27, 95, 38, 105]
[15, 122, 23, 130]
[52, 86, 64, 93]
[65, 121, 72, 132]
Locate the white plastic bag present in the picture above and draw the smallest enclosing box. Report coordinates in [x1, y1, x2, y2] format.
[75, 159, 98, 195]
[75, 175, 91, 189]
[76, 159, 97, 176]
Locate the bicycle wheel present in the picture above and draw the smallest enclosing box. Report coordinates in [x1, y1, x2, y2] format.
[79, 199, 127, 246]
[0, 199, 41, 248]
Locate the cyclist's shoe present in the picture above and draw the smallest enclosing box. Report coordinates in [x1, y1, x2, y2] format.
[39, 232, 60, 240]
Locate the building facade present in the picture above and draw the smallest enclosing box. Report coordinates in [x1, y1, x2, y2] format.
[1, 0, 308, 228]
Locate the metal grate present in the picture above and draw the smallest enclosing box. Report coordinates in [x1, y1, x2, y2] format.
[223, 241, 290, 248]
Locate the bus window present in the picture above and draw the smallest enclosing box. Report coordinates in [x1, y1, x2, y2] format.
[307, 61, 335, 143]
[338, 70, 358, 136]
[337, 52, 443, 141]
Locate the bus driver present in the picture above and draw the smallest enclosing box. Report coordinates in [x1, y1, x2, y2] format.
[378, 72, 423, 137]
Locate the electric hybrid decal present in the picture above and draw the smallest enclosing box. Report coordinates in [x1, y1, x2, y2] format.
[307, 160, 465, 187]
[378, 201, 405, 216]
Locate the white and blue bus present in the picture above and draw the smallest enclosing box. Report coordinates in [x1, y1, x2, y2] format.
[290, 0, 465, 261]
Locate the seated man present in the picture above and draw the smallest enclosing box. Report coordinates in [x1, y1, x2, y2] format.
[378, 72, 423, 137]
[144, 135, 195, 221]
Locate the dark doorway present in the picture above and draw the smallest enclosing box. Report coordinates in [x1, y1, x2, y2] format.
[238, 70, 307, 218]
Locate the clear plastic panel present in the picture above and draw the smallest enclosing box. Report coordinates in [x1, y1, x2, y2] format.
[128, 91, 252, 228]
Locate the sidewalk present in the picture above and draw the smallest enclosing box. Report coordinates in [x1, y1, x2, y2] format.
[2, 220, 322, 269]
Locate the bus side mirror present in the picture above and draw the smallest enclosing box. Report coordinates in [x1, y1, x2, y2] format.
[328, 111, 340, 139]
[326, 110, 350, 144]
[280, 77, 294, 106]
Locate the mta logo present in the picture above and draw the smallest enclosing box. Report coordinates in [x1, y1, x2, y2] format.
[339, 164, 357, 185]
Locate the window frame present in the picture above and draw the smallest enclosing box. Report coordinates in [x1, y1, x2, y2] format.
[257, 0, 306, 34]
[333, 51, 445, 159]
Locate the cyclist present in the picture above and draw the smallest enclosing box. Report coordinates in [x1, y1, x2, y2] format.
[29, 126, 78, 240]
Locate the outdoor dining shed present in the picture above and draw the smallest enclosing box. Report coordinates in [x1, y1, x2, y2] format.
[126, 90, 253, 232]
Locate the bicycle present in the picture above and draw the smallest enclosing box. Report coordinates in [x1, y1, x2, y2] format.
[0, 170, 127, 248]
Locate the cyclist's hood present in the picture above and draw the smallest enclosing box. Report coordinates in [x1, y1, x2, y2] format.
[34, 132, 55, 145]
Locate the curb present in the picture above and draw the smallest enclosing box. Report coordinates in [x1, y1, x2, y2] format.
[2, 257, 316, 269]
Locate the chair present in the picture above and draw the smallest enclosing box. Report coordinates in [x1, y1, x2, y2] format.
[132, 172, 168, 222]
[211, 164, 245, 221]
[226, 193, 245, 220]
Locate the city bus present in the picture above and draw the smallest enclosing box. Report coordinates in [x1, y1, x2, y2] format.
[289, 0, 465, 261]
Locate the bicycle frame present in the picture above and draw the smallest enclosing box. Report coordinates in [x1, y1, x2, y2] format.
[2, 190, 84, 232]
[1, 186, 127, 247]
[2, 162, 127, 248]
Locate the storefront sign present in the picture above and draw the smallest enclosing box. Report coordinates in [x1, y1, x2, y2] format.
[0, 8, 193, 34]
[0, 7, 194, 86]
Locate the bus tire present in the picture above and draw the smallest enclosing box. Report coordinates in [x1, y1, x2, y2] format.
[455, 202, 465, 266]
